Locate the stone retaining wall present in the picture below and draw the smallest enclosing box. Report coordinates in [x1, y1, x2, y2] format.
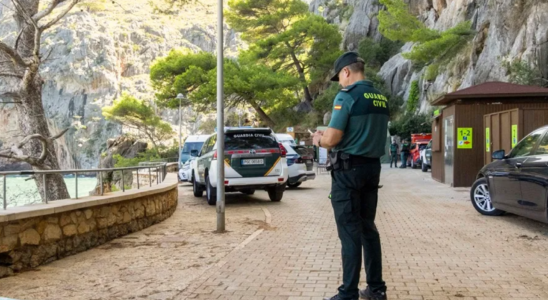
[0, 182, 177, 278]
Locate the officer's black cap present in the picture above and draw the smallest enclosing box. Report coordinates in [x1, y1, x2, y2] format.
[330, 52, 364, 82]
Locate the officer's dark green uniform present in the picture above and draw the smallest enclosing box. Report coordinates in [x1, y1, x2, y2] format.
[327, 53, 389, 300]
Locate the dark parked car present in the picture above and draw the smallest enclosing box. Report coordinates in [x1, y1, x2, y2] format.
[471, 126, 548, 223]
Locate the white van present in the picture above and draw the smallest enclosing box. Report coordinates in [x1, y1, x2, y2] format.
[180, 135, 210, 164]
[179, 135, 209, 182]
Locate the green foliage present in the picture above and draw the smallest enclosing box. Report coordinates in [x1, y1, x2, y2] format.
[358, 38, 403, 68]
[378, 0, 439, 43]
[403, 21, 474, 65]
[503, 59, 547, 87]
[378, 0, 474, 66]
[150, 50, 216, 109]
[102, 94, 174, 148]
[226, 0, 309, 43]
[199, 119, 217, 134]
[389, 113, 431, 140]
[314, 83, 340, 115]
[227, 0, 342, 101]
[424, 63, 440, 81]
[406, 80, 420, 113]
[151, 50, 301, 127]
[113, 150, 160, 168]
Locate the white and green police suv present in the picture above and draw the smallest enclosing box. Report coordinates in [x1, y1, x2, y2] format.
[192, 127, 289, 205]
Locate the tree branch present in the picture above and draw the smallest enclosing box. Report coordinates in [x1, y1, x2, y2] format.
[0, 128, 70, 166]
[11, 0, 42, 58]
[40, 0, 79, 31]
[14, 28, 24, 51]
[33, 0, 61, 22]
[0, 73, 23, 78]
[0, 40, 27, 67]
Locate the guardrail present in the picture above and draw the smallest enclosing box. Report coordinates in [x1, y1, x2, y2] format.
[0, 164, 167, 210]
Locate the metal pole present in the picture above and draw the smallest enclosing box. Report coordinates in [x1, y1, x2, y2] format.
[43, 174, 47, 204]
[99, 171, 104, 195]
[156, 167, 159, 184]
[149, 167, 152, 187]
[3, 175, 6, 210]
[75, 172, 78, 199]
[216, 0, 226, 233]
[137, 169, 140, 189]
[178, 97, 182, 168]
[121, 170, 125, 192]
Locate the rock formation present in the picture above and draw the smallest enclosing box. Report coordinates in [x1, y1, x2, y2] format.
[0, 0, 240, 170]
[311, 0, 548, 113]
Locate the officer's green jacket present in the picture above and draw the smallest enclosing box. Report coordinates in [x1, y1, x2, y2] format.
[328, 80, 390, 158]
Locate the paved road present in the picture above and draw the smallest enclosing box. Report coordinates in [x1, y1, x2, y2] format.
[183, 167, 548, 300]
[2, 166, 548, 300]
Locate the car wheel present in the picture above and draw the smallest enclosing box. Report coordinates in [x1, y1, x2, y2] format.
[206, 175, 217, 206]
[287, 182, 302, 188]
[470, 177, 504, 216]
[421, 162, 428, 172]
[193, 173, 203, 198]
[267, 185, 285, 202]
[241, 189, 255, 195]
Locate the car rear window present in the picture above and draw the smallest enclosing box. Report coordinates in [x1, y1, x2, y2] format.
[225, 132, 279, 150]
[293, 146, 314, 158]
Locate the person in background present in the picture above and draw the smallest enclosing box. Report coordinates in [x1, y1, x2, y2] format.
[389, 140, 398, 168]
[400, 139, 410, 168]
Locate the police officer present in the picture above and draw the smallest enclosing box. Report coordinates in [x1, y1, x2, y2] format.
[313, 52, 389, 300]
[389, 140, 399, 168]
[400, 139, 410, 168]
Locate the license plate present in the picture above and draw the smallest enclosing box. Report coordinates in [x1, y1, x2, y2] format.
[242, 159, 264, 165]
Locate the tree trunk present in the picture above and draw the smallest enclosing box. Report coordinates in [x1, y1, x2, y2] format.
[15, 75, 71, 200]
[12, 1, 70, 200]
[286, 44, 313, 104]
[249, 101, 276, 128]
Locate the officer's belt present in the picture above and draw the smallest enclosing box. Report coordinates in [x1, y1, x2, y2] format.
[328, 152, 379, 171]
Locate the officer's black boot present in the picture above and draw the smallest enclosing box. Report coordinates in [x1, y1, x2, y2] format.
[359, 287, 387, 300]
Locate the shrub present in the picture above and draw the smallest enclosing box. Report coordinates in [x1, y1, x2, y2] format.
[358, 38, 403, 68]
[503, 59, 547, 87]
[425, 64, 439, 81]
[389, 113, 431, 139]
[406, 80, 420, 113]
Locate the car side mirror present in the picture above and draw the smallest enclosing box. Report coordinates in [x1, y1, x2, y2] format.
[492, 150, 506, 160]
[191, 149, 199, 157]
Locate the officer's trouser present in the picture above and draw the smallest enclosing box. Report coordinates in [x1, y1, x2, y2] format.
[400, 153, 408, 168]
[330, 160, 386, 299]
[389, 154, 398, 167]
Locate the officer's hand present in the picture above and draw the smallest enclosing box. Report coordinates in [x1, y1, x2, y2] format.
[313, 130, 324, 147]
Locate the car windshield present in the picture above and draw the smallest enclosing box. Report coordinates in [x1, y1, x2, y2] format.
[419, 144, 427, 150]
[182, 142, 204, 153]
[225, 132, 279, 150]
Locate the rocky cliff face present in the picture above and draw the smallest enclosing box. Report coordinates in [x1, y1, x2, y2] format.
[311, 0, 548, 112]
[0, 0, 239, 170]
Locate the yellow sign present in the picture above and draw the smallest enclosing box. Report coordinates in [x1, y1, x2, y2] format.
[458, 127, 473, 149]
[512, 124, 518, 148]
[486, 127, 490, 152]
